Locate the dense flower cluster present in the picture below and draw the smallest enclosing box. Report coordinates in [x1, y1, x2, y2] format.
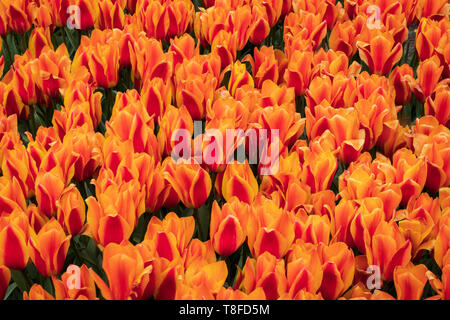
[0, 0, 449, 300]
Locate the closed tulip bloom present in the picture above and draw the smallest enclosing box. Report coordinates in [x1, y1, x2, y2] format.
[318, 242, 355, 300]
[210, 200, 248, 256]
[29, 218, 71, 277]
[7, 0, 32, 34]
[0, 210, 30, 270]
[284, 50, 314, 96]
[411, 56, 444, 102]
[23, 284, 55, 300]
[57, 185, 86, 236]
[35, 169, 66, 218]
[221, 160, 258, 204]
[164, 160, 212, 209]
[394, 264, 428, 300]
[96, 0, 125, 30]
[87, 43, 120, 88]
[71, 0, 100, 30]
[393, 148, 427, 206]
[415, 18, 448, 61]
[389, 65, 414, 106]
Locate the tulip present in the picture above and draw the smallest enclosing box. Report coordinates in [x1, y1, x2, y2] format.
[411, 56, 444, 102]
[394, 264, 428, 300]
[416, 0, 448, 19]
[96, 0, 125, 30]
[0, 265, 10, 299]
[52, 264, 97, 300]
[329, 21, 357, 58]
[35, 169, 66, 218]
[284, 50, 314, 96]
[28, 27, 54, 59]
[284, 10, 327, 51]
[0, 210, 30, 270]
[247, 195, 295, 259]
[164, 160, 212, 209]
[23, 284, 55, 300]
[145, 212, 195, 259]
[29, 218, 71, 277]
[70, 0, 99, 30]
[227, 61, 255, 97]
[365, 221, 412, 282]
[415, 18, 448, 61]
[239, 252, 287, 300]
[57, 185, 86, 236]
[318, 242, 355, 300]
[141, 77, 173, 122]
[221, 160, 259, 204]
[90, 242, 152, 300]
[8, 0, 32, 34]
[285, 241, 323, 297]
[389, 65, 414, 106]
[393, 148, 427, 206]
[210, 199, 248, 256]
[86, 180, 143, 247]
[87, 42, 120, 88]
[425, 86, 450, 127]
[356, 31, 403, 76]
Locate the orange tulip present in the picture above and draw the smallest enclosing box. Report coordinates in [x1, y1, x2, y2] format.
[90, 242, 152, 300]
[365, 221, 412, 282]
[393, 148, 427, 206]
[329, 20, 358, 58]
[411, 56, 444, 102]
[389, 65, 415, 106]
[96, 0, 125, 30]
[57, 185, 86, 236]
[52, 264, 97, 300]
[0, 210, 30, 270]
[425, 86, 450, 127]
[238, 252, 287, 300]
[29, 218, 71, 277]
[221, 160, 259, 204]
[35, 168, 66, 218]
[415, 18, 449, 61]
[210, 199, 248, 256]
[7, 0, 32, 34]
[394, 264, 428, 300]
[284, 10, 327, 51]
[70, 0, 99, 30]
[284, 50, 314, 96]
[416, 0, 448, 19]
[0, 264, 10, 299]
[247, 195, 295, 258]
[356, 31, 403, 76]
[164, 160, 212, 209]
[318, 242, 355, 300]
[23, 284, 55, 300]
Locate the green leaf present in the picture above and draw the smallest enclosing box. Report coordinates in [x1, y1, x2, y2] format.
[3, 283, 17, 300]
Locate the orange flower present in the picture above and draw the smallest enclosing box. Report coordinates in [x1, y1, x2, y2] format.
[70, 0, 100, 30]
[415, 18, 449, 61]
[28, 27, 54, 58]
[318, 242, 355, 300]
[247, 195, 295, 259]
[35, 168, 66, 218]
[23, 284, 55, 300]
[87, 41, 120, 88]
[7, 0, 32, 34]
[144, 212, 195, 260]
[394, 264, 428, 300]
[29, 218, 71, 277]
[356, 31, 403, 76]
[389, 65, 415, 106]
[96, 0, 125, 30]
[210, 199, 248, 256]
[221, 160, 259, 204]
[329, 20, 357, 58]
[90, 242, 152, 300]
[0, 264, 10, 299]
[57, 185, 86, 236]
[284, 50, 314, 96]
[52, 264, 97, 300]
[393, 148, 427, 206]
[425, 85, 450, 127]
[284, 10, 327, 51]
[365, 221, 412, 282]
[0, 210, 30, 270]
[238, 252, 287, 300]
[416, 0, 448, 19]
[411, 56, 444, 102]
[164, 160, 212, 209]
[86, 180, 144, 247]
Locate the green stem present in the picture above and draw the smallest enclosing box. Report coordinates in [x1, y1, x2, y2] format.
[2, 35, 11, 72]
[19, 269, 32, 291]
[194, 208, 205, 241]
[19, 33, 27, 54]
